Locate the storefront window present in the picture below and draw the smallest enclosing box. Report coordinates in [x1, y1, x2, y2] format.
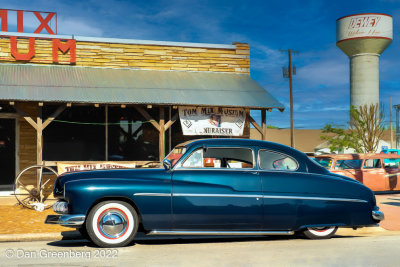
[107, 107, 158, 161]
[43, 106, 106, 161]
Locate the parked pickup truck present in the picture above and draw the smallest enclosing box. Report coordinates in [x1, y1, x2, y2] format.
[314, 153, 400, 191]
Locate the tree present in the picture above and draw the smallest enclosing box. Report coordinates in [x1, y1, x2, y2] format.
[321, 103, 384, 153]
[321, 124, 363, 153]
[349, 104, 384, 153]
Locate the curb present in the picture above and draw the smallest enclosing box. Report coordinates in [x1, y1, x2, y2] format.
[0, 231, 82, 242]
[337, 226, 400, 236]
[1, 227, 399, 242]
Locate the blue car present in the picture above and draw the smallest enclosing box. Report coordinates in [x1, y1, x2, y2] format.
[45, 139, 383, 247]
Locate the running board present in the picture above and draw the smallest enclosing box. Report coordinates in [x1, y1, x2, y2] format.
[147, 230, 294, 236]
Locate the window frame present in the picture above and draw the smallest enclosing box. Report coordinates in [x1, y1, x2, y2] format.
[177, 146, 255, 170]
[334, 159, 363, 170]
[258, 149, 299, 172]
[362, 158, 382, 169]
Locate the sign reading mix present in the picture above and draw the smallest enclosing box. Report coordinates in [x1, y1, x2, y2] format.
[179, 107, 246, 136]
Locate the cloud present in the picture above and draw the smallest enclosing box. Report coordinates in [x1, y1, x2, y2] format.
[58, 17, 104, 37]
[296, 49, 348, 88]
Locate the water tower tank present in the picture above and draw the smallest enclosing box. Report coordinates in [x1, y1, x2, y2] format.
[336, 13, 393, 107]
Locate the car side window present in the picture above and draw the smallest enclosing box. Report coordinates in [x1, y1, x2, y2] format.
[182, 147, 254, 169]
[259, 150, 298, 171]
[182, 149, 203, 168]
[335, 160, 362, 170]
[203, 147, 254, 169]
[363, 159, 381, 169]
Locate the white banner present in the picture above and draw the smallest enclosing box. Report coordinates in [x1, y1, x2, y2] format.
[179, 107, 246, 136]
[57, 161, 136, 174]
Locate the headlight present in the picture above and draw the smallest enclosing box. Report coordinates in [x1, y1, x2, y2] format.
[52, 201, 68, 214]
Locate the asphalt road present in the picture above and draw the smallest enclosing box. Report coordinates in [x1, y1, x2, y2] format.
[1, 234, 400, 266]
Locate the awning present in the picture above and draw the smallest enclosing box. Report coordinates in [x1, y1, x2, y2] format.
[0, 64, 284, 110]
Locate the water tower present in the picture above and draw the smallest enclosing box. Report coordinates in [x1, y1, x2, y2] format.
[336, 13, 393, 107]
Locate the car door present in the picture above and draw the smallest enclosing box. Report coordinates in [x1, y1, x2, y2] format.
[362, 158, 386, 191]
[258, 149, 300, 230]
[171, 146, 263, 230]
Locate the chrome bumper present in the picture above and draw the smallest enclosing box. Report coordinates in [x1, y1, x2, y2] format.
[45, 214, 86, 227]
[372, 210, 384, 221]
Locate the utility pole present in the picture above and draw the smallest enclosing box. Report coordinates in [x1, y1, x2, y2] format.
[281, 49, 298, 148]
[390, 97, 393, 148]
[395, 104, 400, 149]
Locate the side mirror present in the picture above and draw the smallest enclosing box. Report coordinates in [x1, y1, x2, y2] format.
[163, 159, 172, 171]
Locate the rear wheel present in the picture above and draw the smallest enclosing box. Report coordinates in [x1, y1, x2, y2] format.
[302, 226, 338, 239]
[86, 201, 138, 247]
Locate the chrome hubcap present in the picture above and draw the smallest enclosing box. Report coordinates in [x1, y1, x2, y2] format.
[98, 210, 128, 238]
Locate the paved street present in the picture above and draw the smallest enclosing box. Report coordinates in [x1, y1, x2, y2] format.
[1, 233, 400, 266]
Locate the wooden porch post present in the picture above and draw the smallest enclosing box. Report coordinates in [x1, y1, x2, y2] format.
[37, 106, 43, 165]
[261, 109, 267, 141]
[159, 107, 165, 160]
[13, 103, 67, 167]
[135, 106, 178, 162]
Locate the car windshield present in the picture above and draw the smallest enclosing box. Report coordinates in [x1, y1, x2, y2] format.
[314, 158, 333, 169]
[165, 146, 187, 166]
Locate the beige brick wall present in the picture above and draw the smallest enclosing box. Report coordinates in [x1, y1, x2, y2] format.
[0, 37, 250, 73]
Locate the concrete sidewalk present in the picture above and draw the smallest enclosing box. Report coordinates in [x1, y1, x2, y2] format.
[0, 194, 399, 243]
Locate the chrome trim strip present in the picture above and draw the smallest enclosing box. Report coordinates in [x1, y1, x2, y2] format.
[45, 214, 86, 227]
[173, 193, 262, 198]
[134, 193, 172, 197]
[147, 230, 294, 236]
[172, 193, 368, 203]
[262, 195, 368, 203]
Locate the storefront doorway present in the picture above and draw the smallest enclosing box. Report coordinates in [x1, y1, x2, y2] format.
[0, 118, 16, 191]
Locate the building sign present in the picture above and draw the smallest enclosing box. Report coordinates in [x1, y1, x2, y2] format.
[337, 13, 393, 42]
[0, 9, 75, 64]
[57, 162, 137, 175]
[0, 9, 57, 34]
[179, 107, 246, 136]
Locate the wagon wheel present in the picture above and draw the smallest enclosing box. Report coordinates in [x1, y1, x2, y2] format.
[13, 165, 58, 210]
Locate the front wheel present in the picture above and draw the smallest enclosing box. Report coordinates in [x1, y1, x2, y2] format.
[302, 226, 338, 239]
[86, 201, 139, 247]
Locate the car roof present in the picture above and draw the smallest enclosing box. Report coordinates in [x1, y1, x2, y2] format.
[178, 138, 298, 153]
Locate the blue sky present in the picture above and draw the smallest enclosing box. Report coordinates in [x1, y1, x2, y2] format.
[1, 0, 399, 129]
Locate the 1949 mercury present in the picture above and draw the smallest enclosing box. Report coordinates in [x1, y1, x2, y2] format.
[45, 139, 383, 247]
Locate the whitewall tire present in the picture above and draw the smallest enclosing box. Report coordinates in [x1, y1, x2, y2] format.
[303, 226, 338, 239]
[86, 201, 139, 247]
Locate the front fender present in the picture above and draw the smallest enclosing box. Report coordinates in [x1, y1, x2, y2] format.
[64, 178, 172, 230]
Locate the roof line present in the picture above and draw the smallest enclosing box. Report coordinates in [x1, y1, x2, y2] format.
[0, 98, 283, 110]
[0, 62, 248, 75]
[0, 31, 237, 49]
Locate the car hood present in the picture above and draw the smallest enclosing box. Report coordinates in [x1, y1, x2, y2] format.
[53, 168, 168, 197]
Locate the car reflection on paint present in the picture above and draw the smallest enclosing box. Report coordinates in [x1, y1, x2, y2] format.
[46, 139, 383, 248]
